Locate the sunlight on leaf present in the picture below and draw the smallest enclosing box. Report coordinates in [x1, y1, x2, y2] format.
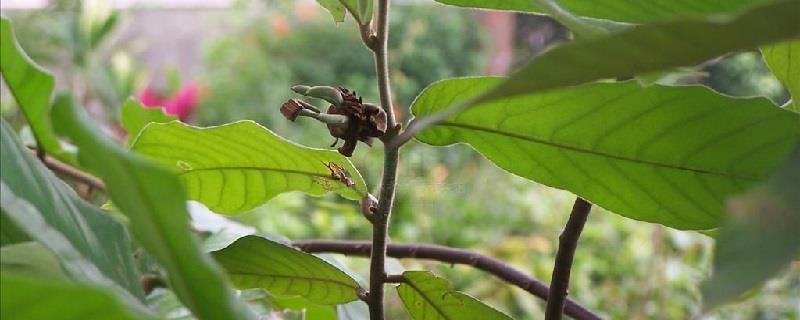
[120, 98, 176, 145]
[412, 77, 799, 230]
[52, 95, 256, 320]
[131, 121, 368, 214]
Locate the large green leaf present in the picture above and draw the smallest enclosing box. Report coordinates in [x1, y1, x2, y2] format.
[412, 77, 799, 230]
[435, 0, 766, 24]
[52, 95, 256, 320]
[0, 17, 68, 160]
[470, 0, 800, 106]
[1, 274, 152, 320]
[396, 271, 511, 320]
[212, 235, 363, 305]
[120, 98, 176, 145]
[0, 120, 143, 300]
[762, 41, 800, 112]
[702, 145, 800, 308]
[131, 121, 368, 214]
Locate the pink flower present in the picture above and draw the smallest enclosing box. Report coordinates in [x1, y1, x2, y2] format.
[137, 82, 200, 121]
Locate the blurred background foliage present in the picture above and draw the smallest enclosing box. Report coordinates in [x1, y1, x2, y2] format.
[1, 0, 797, 319]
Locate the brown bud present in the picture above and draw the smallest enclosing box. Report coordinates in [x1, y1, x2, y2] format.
[280, 99, 305, 121]
[363, 103, 387, 137]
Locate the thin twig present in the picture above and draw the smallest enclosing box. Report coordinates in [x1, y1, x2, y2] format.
[546, 198, 593, 320]
[384, 274, 406, 284]
[293, 240, 603, 320]
[33, 149, 106, 191]
[363, 0, 398, 319]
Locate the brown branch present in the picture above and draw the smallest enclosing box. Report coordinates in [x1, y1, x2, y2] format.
[384, 274, 406, 284]
[34, 150, 106, 191]
[293, 240, 603, 320]
[546, 198, 593, 320]
[361, 0, 398, 319]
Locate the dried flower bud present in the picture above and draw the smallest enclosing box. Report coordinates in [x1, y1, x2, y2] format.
[282, 85, 387, 157]
[323, 88, 388, 157]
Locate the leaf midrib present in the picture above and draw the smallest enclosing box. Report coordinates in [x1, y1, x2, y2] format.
[178, 166, 366, 197]
[437, 121, 760, 181]
[401, 281, 451, 320]
[178, 166, 330, 179]
[229, 271, 360, 290]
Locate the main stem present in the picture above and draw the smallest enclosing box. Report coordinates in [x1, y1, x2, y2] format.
[545, 198, 592, 320]
[366, 1, 397, 319]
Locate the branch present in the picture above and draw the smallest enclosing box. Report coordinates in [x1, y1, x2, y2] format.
[34, 149, 106, 191]
[363, 0, 399, 319]
[293, 240, 603, 320]
[546, 197, 593, 320]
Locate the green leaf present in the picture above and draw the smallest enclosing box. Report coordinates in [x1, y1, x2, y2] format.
[316, 0, 347, 23]
[0, 211, 30, 245]
[702, 145, 800, 309]
[0, 17, 69, 160]
[0, 120, 144, 300]
[1, 242, 67, 280]
[762, 41, 800, 112]
[435, 0, 767, 23]
[51, 95, 256, 320]
[120, 98, 176, 145]
[396, 271, 511, 320]
[412, 77, 800, 230]
[470, 0, 800, 105]
[130, 121, 368, 214]
[1, 274, 153, 320]
[212, 235, 363, 305]
[340, 0, 373, 25]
